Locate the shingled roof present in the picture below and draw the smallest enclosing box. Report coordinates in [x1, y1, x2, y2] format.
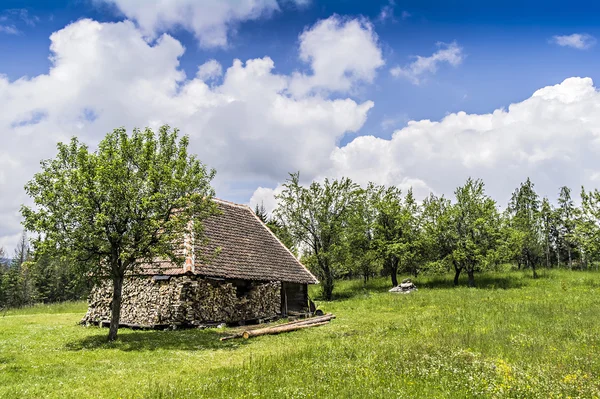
[139, 199, 318, 284]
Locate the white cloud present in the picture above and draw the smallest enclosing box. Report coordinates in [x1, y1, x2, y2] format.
[0, 17, 374, 251]
[99, 0, 307, 48]
[390, 41, 463, 84]
[551, 33, 596, 50]
[252, 77, 600, 215]
[0, 25, 19, 35]
[196, 59, 223, 81]
[289, 15, 384, 96]
[0, 8, 39, 34]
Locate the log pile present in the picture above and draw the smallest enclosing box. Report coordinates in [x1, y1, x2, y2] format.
[220, 313, 336, 341]
[389, 278, 418, 294]
[82, 275, 282, 328]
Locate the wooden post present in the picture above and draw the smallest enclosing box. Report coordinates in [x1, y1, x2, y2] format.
[281, 283, 288, 316]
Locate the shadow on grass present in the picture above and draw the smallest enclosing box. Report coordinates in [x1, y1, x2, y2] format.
[65, 328, 247, 352]
[312, 273, 536, 302]
[311, 279, 392, 302]
[418, 274, 528, 290]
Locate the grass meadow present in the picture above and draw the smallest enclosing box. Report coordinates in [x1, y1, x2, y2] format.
[1, 270, 600, 398]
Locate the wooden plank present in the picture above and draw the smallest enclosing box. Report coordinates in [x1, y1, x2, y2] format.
[242, 321, 329, 339]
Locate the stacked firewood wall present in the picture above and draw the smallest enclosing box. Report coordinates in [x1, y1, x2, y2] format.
[82, 276, 281, 327]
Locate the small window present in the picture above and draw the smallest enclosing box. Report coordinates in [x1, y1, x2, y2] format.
[234, 281, 253, 298]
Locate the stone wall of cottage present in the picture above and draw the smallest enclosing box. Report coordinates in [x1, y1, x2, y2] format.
[81, 276, 281, 327]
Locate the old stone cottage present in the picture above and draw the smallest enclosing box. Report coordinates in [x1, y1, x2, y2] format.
[82, 199, 318, 328]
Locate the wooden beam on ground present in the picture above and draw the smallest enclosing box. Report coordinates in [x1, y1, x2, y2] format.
[219, 313, 335, 341]
[242, 321, 330, 339]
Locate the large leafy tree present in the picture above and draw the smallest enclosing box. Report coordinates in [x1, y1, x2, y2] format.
[274, 173, 361, 300]
[22, 126, 217, 341]
[452, 178, 500, 287]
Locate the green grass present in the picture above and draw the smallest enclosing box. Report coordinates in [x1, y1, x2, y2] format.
[1, 270, 600, 398]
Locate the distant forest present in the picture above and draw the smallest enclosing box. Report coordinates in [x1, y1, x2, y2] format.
[0, 233, 89, 309]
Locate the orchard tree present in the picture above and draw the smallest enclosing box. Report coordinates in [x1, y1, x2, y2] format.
[22, 126, 217, 341]
[557, 186, 576, 269]
[421, 194, 459, 284]
[395, 189, 425, 278]
[344, 184, 379, 284]
[452, 178, 500, 287]
[274, 173, 361, 300]
[579, 187, 600, 270]
[507, 178, 543, 278]
[371, 185, 404, 287]
[540, 197, 554, 269]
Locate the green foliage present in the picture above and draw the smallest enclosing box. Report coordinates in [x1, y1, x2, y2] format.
[451, 178, 500, 286]
[342, 185, 380, 282]
[21, 126, 217, 340]
[370, 185, 405, 286]
[0, 234, 89, 309]
[579, 187, 600, 270]
[505, 178, 543, 278]
[557, 186, 577, 269]
[2, 271, 600, 398]
[421, 193, 457, 277]
[274, 173, 362, 300]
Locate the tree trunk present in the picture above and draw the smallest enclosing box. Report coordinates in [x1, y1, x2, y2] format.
[568, 247, 572, 270]
[467, 269, 475, 288]
[453, 263, 462, 286]
[532, 263, 538, 279]
[108, 275, 124, 341]
[390, 259, 398, 287]
[322, 276, 334, 301]
[321, 264, 335, 301]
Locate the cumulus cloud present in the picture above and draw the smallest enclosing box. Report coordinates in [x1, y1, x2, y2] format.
[0, 17, 375, 251]
[551, 33, 596, 50]
[390, 41, 463, 84]
[289, 15, 384, 96]
[99, 0, 306, 48]
[251, 77, 600, 215]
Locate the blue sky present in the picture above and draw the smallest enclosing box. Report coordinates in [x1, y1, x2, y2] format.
[2, 0, 600, 251]
[4, 0, 600, 137]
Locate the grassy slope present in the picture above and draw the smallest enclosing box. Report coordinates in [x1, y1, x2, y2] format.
[1, 270, 599, 398]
